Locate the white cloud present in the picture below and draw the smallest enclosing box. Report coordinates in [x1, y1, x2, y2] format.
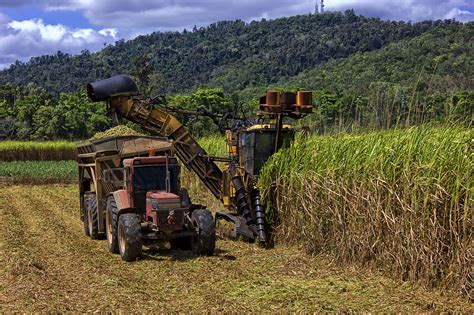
[326, 0, 474, 22]
[30, 0, 472, 38]
[0, 17, 117, 69]
[444, 7, 474, 21]
[0, 0, 472, 68]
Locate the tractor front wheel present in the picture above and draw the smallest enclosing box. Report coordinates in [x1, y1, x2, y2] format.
[106, 197, 119, 254]
[191, 210, 216, 256]
[117, 213, 142, 262]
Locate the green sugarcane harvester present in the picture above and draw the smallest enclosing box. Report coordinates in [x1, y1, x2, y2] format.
[86, 75, 313, 245]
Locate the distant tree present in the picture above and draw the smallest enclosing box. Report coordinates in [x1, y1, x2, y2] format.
[131, 53, 155, 95]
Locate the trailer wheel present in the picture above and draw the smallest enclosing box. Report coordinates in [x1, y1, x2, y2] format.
[117, 213, 142, 262]
[87, 194, 101, 240]
[106, 197, 119, 254]
[82, 196, 90, 236]
[191, 209, 216, 256]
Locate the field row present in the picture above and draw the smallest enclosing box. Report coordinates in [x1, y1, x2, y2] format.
[0, 161, 76, 179]
[0, 141, 77, 161]
[1, 184, 472, 312]
[0, 136, 226, 161]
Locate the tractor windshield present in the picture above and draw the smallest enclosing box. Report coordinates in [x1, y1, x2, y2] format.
[133, 165, 180, 193]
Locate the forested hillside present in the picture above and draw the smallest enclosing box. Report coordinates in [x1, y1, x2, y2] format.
[0, 11, 446, 95]
[277, 22, 474, 95]
[0, 12, 472, 140]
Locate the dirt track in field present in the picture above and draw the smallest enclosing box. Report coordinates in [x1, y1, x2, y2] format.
[1, 184, 472, 312]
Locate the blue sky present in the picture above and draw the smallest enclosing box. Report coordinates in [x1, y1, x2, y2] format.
[0, 0, 472, 69]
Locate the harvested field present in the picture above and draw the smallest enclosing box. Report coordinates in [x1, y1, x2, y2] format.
[0, 176, 76, 185]
[1, 184, 472, 312]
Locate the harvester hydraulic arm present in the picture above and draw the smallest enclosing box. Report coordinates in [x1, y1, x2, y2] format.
[108, 96, 224, 201]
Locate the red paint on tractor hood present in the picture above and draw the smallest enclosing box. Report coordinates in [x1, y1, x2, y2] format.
[148, 192, 180, 200]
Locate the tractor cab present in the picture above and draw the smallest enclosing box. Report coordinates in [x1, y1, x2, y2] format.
[123, 156, 188, 231]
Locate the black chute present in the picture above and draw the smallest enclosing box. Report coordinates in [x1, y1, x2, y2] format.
[87, 75, 139, 102]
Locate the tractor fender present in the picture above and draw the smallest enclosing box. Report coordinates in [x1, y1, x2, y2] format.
[112, 190, 135, 215]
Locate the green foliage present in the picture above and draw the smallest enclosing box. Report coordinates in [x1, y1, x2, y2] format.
[274, 22, 473, 96]
[0, 16, 472, 140]
[0, 12, 447, 95]
[0, 92, 112, 140]
[198, 135, 226, 157]
[259, 124, 473, 292]
[168, 88, 233, 137]
[0, 141, 76, 161]
[0, 160, 76, 179]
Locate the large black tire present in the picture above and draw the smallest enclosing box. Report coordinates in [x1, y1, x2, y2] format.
[82, 196, 90, 236]
[191, 210, 216, 256]
[117, 213, 143, 262]
[106, 196, 119, 254]
[87, 194, 101, 240]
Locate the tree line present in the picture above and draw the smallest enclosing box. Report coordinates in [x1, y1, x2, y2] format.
[1, 84, 471, 140]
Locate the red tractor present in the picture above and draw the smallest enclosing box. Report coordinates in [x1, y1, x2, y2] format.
[77, 136, 216, 261]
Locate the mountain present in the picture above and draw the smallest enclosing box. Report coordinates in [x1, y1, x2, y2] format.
[234, 21, 473, 99]
[0, 10, 448, 96]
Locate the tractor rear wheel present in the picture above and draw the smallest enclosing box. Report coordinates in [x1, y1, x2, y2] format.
[191, 209, 216, 256]
[106, 196, 119, 254]
[117, 213, 142, 262]
[87, 194, 101, 240]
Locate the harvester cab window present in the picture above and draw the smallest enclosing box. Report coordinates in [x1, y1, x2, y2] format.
[245, 130, 295, 175]
[253, 132, 275, 174]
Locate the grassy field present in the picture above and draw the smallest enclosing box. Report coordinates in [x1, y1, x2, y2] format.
[0, 161, 76, 180]
[0, 141, 76, 161]
[0, 136, 225, 162]
[260, 124, 474, 297]
[1, 184, 472, 312]
[0, 136, 227, 187]
[1, 125, 472, 302]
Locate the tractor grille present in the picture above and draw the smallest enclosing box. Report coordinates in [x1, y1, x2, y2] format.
[156, 209, 185, 226]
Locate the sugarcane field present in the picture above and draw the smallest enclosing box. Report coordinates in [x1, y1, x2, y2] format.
[0, 3, 473, 312]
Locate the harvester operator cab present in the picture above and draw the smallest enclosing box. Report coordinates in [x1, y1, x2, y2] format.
[239, 125, 295, 176]
[225, 90, 312, 178]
